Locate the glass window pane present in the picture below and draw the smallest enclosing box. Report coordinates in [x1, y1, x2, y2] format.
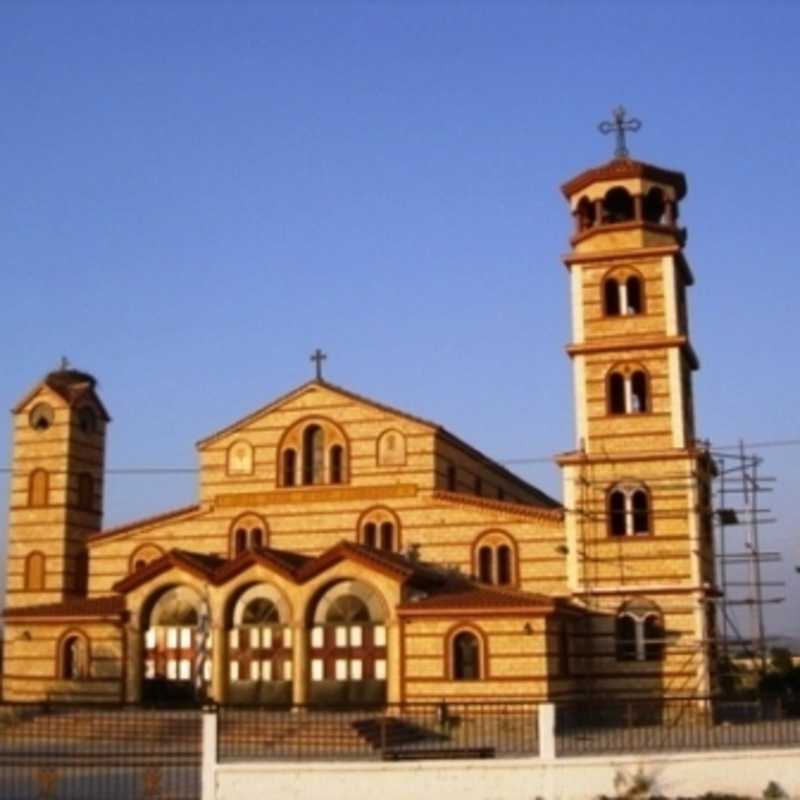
[335, 659, 348, 680]
[311, 659, 324, 682]
[179, 659, 191, 680]
[350, 626, 363, 647]
[230, 661, 240, 682]
[350, 659, 363, 680]
[335, 626, 348, 647]
[262, 660, 272, 681]
[311, 627, 324, 648]
[145, 629, 157, 649]
[375, 659, 387, 680]
[167, 660, 178, 680]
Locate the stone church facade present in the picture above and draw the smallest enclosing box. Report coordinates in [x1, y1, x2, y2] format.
[1, 151, 718, 705]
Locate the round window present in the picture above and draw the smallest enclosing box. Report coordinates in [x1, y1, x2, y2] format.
[29, 403, 54, 432]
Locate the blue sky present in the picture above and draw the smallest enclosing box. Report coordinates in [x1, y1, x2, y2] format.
[1, 1, 798, 638]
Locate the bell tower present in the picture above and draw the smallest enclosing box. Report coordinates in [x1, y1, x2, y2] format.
[557, 110, 717, 697]
[4, 364, 109, 609]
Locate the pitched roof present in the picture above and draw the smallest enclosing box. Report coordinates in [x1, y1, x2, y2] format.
[432, 490, 562, 519]
[3, 595, 125, 620]
[13, 368, 111, 421]
[561, 157, 687, 200]
[196, 379, 438, 448]
[88, 504, 203, 544]
[113, 541, 447, 594]
[398, 584, 583, 617]
[195, 378, 558, 506]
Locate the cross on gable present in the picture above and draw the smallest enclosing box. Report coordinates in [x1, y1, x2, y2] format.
[598, 106, 642, 159]
[310, 348, 327, 381]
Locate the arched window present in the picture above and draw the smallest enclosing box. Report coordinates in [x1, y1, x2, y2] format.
[24, 551, 46, 591]
[608, 373, 626, 414]
[609, 490, 627, 537]
[496, 545, 512, 586]
[576, 196, 596, 232]
[363, 522, 377, 549]
[631, 489, 650, 534]
[359, 508, 400, 552]
[282, 449, 296, 487]
[608, 485, 652, 537]
[251, 528, 263, 549]
[643, 187, 666, 223]
[604, 278, 621, 316]
[473, 531, 517, 586]
[626, 276, 643, 314]
[603, 187, 635, 224]
[302, 425, 324, 485]
[330, 445, 344, 484]
[452, 630, 481, 680]
[616, 600, 664, 662]
[478, 546, 493, 583]
[77, 473, 94, 511]
[630, 371, 648, 412]
[135, 559, 147, 572]
[28, 469, 49, 508]
[608, 368, 650, 414]
[380, 522, 394, 551]
[60, 633, 87, 680]
[235, 529, 247, 555]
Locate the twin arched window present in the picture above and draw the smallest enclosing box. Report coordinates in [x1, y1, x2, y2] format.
[608, 485, 651, 536]
[616, 600, 664, 661]
[608, 368, 649, 414]
[230, 513, 268, 556]
[474, 532, 516, 586]
[129, 544, 165, 574]
[603, 274, 644, 316]
[280, 420, 348, 487]
[359, 508, 400, 553]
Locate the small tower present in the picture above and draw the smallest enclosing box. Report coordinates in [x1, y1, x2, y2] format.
[557, 112, 716, 698]
[4, 364, 109, 609]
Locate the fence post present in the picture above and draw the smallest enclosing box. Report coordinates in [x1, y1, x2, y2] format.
[538, 703, 556, 759]
[202, 705, 218, 800]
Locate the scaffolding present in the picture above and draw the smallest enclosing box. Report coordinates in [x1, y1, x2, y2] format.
[711, 441, 783, 675]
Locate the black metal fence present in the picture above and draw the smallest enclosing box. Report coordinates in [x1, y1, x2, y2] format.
[0, 703, 201, 800]
[217, 701, 539, 761]
[556, 696, 800, 756]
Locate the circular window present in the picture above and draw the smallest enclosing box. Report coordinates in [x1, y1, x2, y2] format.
[29, 403, 54, 432]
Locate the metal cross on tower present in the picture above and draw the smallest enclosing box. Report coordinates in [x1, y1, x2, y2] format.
[598, 106, 642, 158]
[310, 348, 327, 381]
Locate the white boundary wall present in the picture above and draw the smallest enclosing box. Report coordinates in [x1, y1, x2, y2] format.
[203, 706, 800, 800]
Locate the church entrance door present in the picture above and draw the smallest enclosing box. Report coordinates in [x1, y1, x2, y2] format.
[308, 584, 388, 708]
[142, 586, 210, 705]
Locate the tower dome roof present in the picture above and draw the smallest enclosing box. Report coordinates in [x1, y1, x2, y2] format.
[562, 157, 686, 201]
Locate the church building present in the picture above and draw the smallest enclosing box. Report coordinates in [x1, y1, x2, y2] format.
[1, 136, 718, 706]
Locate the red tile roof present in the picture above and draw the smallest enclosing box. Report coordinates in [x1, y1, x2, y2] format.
[3, 595, 125, 620]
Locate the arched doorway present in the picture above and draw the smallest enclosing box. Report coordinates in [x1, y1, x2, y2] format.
[227, 583, 293, 706]
[142, 585, 209, 705]
[308, 580, 388, 707]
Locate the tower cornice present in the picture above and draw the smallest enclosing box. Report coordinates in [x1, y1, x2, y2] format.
[565, 334, 700, 370]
